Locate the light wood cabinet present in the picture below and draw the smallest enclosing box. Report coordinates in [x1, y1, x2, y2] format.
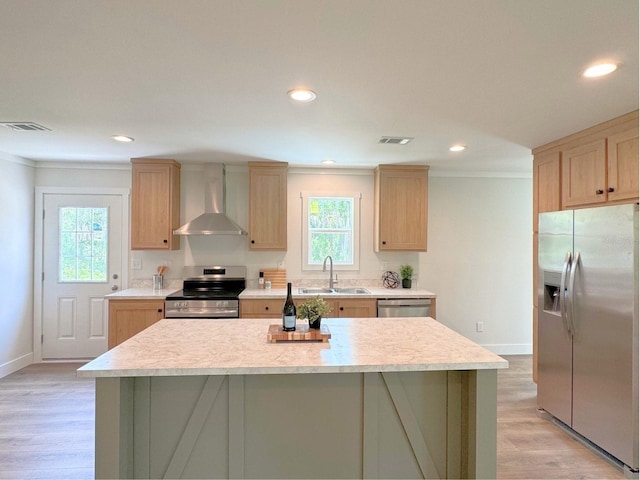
[374, 165, 429, 252]
[561, 139, 607, 208]
[240, 297, 378, 319]
[248, 162, 288, 250]
[130, 159, 181, 250]
[533, 151, 561, 233]
[108, 299, 165, 349]
[240, 299, 283, 318]
[323, 298, 378, 318]
[607, 127, 639, 203]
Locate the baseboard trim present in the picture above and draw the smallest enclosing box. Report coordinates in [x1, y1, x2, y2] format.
[480, 344, 532, 355]
[0, 352, 34, 379]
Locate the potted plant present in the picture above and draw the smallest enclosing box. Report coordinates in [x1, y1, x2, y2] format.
[296, 296, 332, 329]
[399, 264, 414, 289]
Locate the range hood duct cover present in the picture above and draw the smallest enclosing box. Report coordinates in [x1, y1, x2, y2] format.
[173, 164, 247, 235]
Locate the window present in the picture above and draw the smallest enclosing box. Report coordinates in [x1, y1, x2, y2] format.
[59, 207, 108, 282]
[301, 192, 361, 270]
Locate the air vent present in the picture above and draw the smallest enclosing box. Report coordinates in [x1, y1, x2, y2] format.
[378, 136, 413, 145]
[0, 122, 51, 131]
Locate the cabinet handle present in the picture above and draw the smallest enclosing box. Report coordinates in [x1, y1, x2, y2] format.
[340, 307, 344, 311]
[251, 240, 255, 244]
[265, 306, 269, 310]
[595, 189, 604, 195]
[163, 239, 168, 243]
[382, 241, 386, 245]
[157, 308, 163, 313]
[608, 187, 615, 193]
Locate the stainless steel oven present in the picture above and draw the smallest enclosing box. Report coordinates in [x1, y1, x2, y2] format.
[165, 265, 245, 319]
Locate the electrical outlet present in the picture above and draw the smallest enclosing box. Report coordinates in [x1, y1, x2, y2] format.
[476, 322, 484, 333]
[132, 258, 142, 270]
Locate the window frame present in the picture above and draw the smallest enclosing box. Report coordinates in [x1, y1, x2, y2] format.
[301, 191, 361, 271]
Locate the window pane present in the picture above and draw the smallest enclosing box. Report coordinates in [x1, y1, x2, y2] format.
[308, 197, 353, 229]
[309, 232, 352, 264]
[59, 207, 109, 282]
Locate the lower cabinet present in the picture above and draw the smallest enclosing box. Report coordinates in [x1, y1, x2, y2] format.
[108, 299, 165, 349]
[240, 298, 378, 319]
[240, 299, 284, 318]
[323, 298, 377, 318]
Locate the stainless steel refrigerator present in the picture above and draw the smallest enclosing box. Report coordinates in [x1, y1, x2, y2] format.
[538, 203, 638, 473]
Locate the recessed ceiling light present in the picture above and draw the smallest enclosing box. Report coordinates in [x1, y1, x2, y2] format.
[582, 62, 618, 78]
[449, 144, 466, 152]
[321, 159, 335, 165]
[112, 134, 134, 143]
[287, 88, 317, 102]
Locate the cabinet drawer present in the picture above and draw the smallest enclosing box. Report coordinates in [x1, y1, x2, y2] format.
[240, 299, 284, 318]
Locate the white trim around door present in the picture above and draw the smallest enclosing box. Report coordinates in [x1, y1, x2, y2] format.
[33, 187, 130, 362]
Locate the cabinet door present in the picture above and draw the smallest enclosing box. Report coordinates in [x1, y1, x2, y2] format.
[533, 151, 561, 232]
[561, 139, 607, 208]
[337, 299, 377, 318]
[607, 128, 639, 203]
[240, 299, 283, 318]
[249, 163, 287, 250]
[375, 166, 428, 251]
[108, 299, 164, 349]
[131, 160, 181, 250]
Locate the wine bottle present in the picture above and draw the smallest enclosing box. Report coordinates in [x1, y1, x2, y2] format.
[282, 282, 296, 331]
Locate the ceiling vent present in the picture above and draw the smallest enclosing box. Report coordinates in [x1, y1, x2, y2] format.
[0, 122, 51, 131]
[378, 136, 413, 145]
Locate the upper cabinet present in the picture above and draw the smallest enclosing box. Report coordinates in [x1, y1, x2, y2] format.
[130, 159, 181, 250]
[533, 110, 638, 212]
[607, 127, 639, 203]
[248, 161, 288, 250]
[532, 151, 561, 232]
[374, 165, 429, 252]
[561, 139, 608, 208]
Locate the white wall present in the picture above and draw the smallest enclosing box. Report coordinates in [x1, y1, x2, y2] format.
[0, 153, 35, 376]
[420, 175, 533, 354]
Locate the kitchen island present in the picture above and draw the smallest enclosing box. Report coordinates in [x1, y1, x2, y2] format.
[79, 317, 507, 479]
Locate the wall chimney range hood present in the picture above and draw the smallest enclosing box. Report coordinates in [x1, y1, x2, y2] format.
[173, 164, 247, 235]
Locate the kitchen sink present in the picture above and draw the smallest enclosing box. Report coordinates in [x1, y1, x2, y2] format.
[298, 288, 335, 294]
[332, 287, 371, 294]
[298, 287, 371, 295]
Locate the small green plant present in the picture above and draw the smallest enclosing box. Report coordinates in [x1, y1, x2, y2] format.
[399, 264, 414, 280]
[296, 296, 332, 323]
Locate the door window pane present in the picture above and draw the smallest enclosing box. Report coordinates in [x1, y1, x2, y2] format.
[59, 207, 108, 282]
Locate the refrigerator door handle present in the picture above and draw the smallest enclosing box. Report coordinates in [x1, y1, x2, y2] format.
[567, 251, 580, 335]
[559, 251, 572, 333]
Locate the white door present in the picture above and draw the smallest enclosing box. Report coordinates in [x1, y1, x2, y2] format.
[42, 194, 123, 359]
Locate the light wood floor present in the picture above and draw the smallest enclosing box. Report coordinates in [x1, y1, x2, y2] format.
[0, 356, 625, 479]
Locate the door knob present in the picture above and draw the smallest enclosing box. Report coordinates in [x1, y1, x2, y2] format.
[111, 285, 119, 291]
[112, 273, 119, 279]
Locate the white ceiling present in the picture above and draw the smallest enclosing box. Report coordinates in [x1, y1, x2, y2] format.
[0, 0, 637, 174]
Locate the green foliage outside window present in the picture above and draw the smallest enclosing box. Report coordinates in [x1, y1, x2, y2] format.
[307, 197, 354, 264]
[59, 207, 108, 282]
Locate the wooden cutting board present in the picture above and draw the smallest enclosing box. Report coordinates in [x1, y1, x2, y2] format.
[261, 269, 287, 288]
[267, 324, 331, 343]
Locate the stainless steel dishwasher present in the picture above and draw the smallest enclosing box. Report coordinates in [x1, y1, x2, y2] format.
[377, 298, 432, 317]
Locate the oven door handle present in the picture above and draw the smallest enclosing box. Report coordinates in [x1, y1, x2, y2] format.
[165, 309, 240, 318]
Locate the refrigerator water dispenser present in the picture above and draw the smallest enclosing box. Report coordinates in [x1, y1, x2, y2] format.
[542, 270, 562, 314]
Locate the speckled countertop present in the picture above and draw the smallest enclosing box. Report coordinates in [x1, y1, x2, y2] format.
[239, 287, 436, 299]
[77, 317, 506, 378]
[105, 287, 436, 300]
[105, 288, 181, 300]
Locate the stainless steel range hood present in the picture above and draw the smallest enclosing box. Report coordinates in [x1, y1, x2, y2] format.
[173, 164, 247, 235]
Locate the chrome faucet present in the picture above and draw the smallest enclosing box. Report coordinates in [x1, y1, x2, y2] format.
[322, 255, 336, 289]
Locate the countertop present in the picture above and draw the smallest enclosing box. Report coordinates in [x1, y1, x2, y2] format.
[239, 287, 436, 299]
[105, 288, 180, 300]
[105, 287, 436, 300]
[77, 317, 506, 378]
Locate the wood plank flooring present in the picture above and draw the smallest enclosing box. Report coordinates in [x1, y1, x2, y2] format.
[0, 355, 626, 479]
